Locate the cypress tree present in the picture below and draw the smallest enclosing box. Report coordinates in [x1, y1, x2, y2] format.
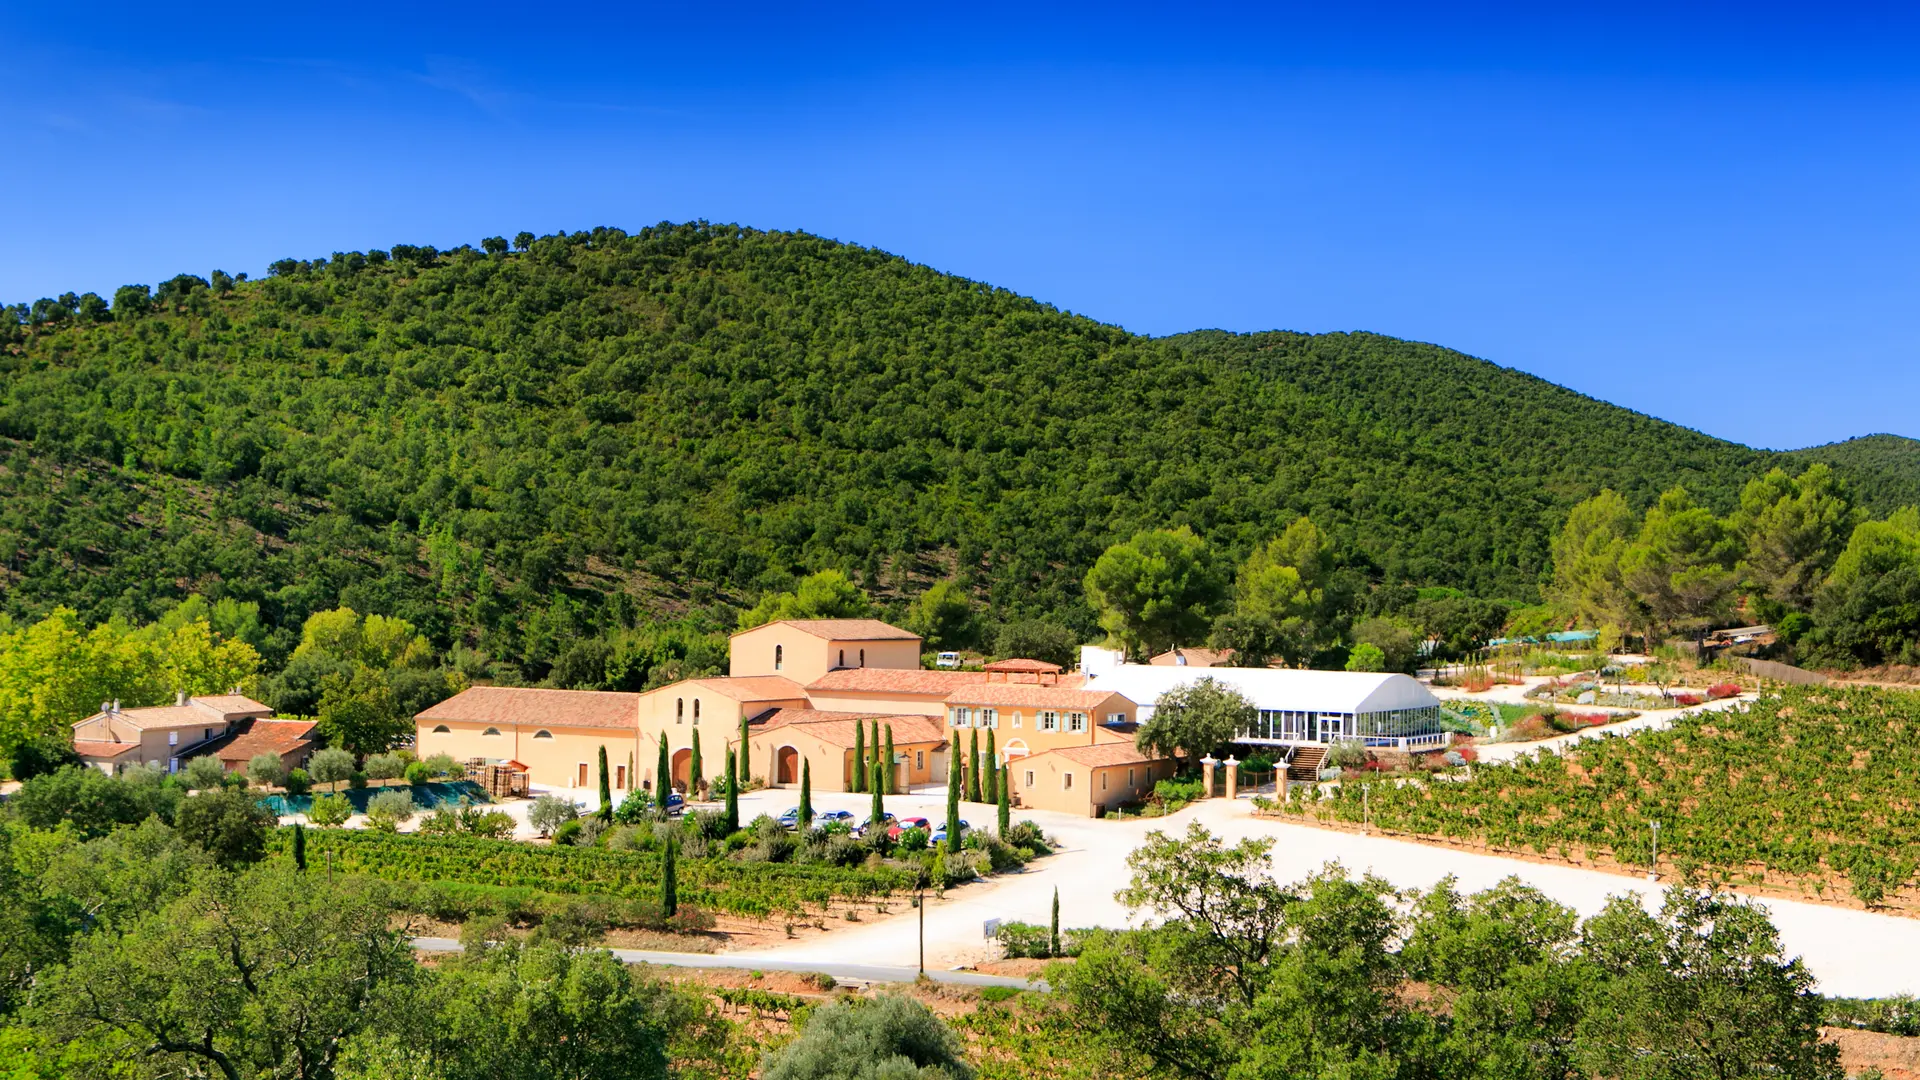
[968, 730, 982, 803]
[739, 714, 751, 789]
[997, 765, 1011, 836]
[656, 732, 671, 810]
[1050, 887, 1060, 957]
[724, 748, 740, 832]
[291, 822, 306, 871]
[852, 721, 866, 793]
[870, 757, 884, 834]
[690, 730, 704, 797]
[661, 834, 679, 917]
[883, 724, 896, 794]
[798, 759, 813, 829]
[597, 745, 612, 821]
[945, 732, 963, 854]
[983, 729, 997, 804]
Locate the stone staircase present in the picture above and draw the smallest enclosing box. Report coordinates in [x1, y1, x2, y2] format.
[1286, 745, 1327, 783]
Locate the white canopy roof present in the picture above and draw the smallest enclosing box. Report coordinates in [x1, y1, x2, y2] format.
[1078, 647, 1439, 717]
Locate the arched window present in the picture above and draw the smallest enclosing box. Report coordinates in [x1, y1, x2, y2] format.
[431, 725, 451, 733]
[775, 644, 784, 670]
[676, 698, 684, 724]
[482, 727, 501, 736]
[533, 729, 553, 739]
[693, 699, 701, 724]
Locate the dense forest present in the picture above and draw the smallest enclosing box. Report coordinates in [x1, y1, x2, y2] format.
[0, 223, 1911, 678]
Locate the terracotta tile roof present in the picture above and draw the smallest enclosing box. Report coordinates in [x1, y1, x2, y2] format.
[73, 694, 273, 731]
[213, 719, 319, 762]
[943, 683, 1130, 709]
[415, 686, 640, 730]
[1045, 742, 1165, 768]
[805, 668, 991, 695]
[681, 676, 810, 701]
[982, 658, 1064, 674]
[734, 619, 920, 641]
[73, 740, 141, 758]
[754, 708, 946, 748]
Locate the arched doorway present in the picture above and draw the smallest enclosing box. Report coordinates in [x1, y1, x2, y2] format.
[776, 746, 800, 786]
[670, 748, 693, 791]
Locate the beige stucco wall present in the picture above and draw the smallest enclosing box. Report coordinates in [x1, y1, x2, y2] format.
[801, 689, 950, 717]
[729, 624, 922, 683]
[943, 693, 1139, 766]
[74, 714, 230, 770]
[1009, 754, 1173, 817]
[415, 719, 644, 793]
[745, 727, 944, 793]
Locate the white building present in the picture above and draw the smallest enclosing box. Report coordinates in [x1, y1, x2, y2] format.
[1078, 646, 1447, 750]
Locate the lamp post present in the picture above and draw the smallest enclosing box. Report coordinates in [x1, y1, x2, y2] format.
[917, 886, 926, 976]
[1647, 820, 1660, 882]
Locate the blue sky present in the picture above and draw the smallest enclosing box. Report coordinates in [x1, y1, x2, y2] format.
[3, 3, 1916, 449]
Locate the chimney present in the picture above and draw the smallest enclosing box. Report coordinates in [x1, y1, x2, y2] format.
[176, 690, 186, 707]
[111, 699, 120, 713]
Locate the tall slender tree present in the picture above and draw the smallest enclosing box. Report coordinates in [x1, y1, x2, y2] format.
[738, 714, 751, 789]
[798, 759, 813, 830]
[724, 748, 740, 832]
[883, 723, 896, 794]
[690, 730, 704, 797]
[597, 745, 612, 821]
[656, 732, 671, 807]
[997, 766, 1011, 835]
[968, 729, 982, 803]
[1050, 887, 1060, 958]
[983, 729, 997, 804]
[852, 721, 867, 793]
[946, 732, 963, 854]
[291, 822, 307, 871]
[661, 834, 678, 917]
[870, 758, 885, 834]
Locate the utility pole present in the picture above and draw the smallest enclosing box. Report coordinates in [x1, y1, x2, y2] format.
[1647, 820, 1660, 882]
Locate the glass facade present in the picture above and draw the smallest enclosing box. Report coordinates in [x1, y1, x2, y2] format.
[1242, 705, 1443, 747]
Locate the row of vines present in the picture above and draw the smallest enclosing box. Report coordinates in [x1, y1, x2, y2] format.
[1290, 685, 1920, 902]
[274, 828, 918, 917]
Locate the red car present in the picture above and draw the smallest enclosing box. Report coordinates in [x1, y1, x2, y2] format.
[888, 816, 931, 840]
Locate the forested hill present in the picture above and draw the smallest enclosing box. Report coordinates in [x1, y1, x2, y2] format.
[0, 222, 1901, 670]
[1788, 434, 1920, 510]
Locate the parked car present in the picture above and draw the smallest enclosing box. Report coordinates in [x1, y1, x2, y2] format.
[777, 806, 801, 829]
[936, 651, 961, 668]
[929, 819, 970, 846]
[856, 812, 898, 837]
[887, 815, 931, 840]
[662, 792, 685, 815]
[814, 809, 856, 830]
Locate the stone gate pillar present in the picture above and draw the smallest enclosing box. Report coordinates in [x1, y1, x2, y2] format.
[1224, 756, 1239, 800]
[1200, 756, 1218, 799]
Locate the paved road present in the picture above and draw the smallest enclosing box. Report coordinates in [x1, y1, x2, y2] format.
[410, 936, 1043, 991]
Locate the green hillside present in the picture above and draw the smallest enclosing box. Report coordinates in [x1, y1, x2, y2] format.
[1789, 434, 1920, 510]
[0, 223, 1901, 673]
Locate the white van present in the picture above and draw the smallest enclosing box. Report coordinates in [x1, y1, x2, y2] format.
[935, 651, 961, 669]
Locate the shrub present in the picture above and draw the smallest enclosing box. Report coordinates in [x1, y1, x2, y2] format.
[309, 792, 353, 826]
[1152, 778, 1204, 808]
[1707, 682, 1744, 700]
[175, 788, 276, 868]
[1441, 750, 1467, 767]
[366, 788, 418, 831]
[422, 752, 462, 778]
[404, 762, 431, 785]
[995, 920, 1089, 958]
[183, 755, 229, 791]
[364, 753, 405, 781]
[896, 826, 930, 851]
[552, 819, 585, 846]
[613, 788, 654, 824]
[283, 768, 312, 796]
[1671, 693, 1704, 707]
[349, 771, 368, 790]
[529, 794, 579, 836]
[1002, 820, 1049, 853]
[760, 993, 973, 1080]
[978, 985, 1021, 1003]
[1326, 742, 1370, 769]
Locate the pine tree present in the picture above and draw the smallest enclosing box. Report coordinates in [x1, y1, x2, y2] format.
[724, 748, 740, 832]
[968, 729, 982, 803]
[1050, 886, 1060, 957]
[883, 723, 896, 794]
[690, 730, 704, 797]
[799, 759, 813, 829]
[291, 821, 306, 871]
[983, 729, 997, 804]
[661, 834, 679, 917]
[739, 714, 751, 789]
[597, 745, 612, 821]
[852, 721, 867, 793]
[997, 765, 1011, 836]
[656, 732, 671, 811]
[946, 732, 963, 854]
[870, 757, 884, 834]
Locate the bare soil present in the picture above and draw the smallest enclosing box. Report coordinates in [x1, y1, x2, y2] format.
[1827, 1028, 1920, 1080]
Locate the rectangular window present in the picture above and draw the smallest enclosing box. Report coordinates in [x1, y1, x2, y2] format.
[1106, 712, 1124, 727]
[1025, 770, 1035, 786]
[616, 765, 627, 789]
[916, 751, 925, 769]
[982, 708, 998, 729]
[1012, 711, 1023, 729]
[577, 763, 589, 787]
[1101, 772, 1108, 791]
[1068, 712, 1088, 733]
[169, 757, 179, 773]
[1127, 767, 1136, 786]
[951, 707, 971, 728]
[1064, 773, 1074, 790]
[1039, 711, 1057, 731]
[168, 730, 178, 746]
